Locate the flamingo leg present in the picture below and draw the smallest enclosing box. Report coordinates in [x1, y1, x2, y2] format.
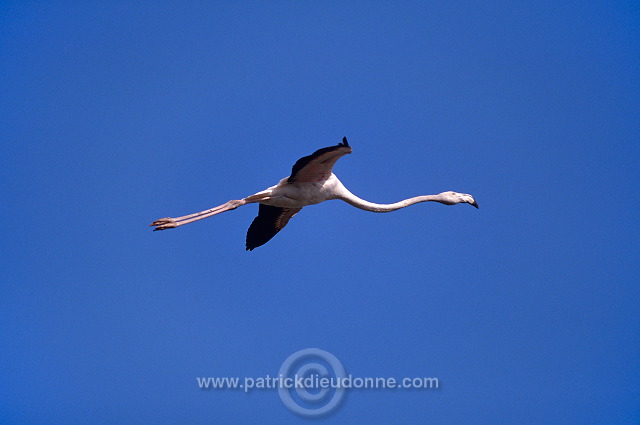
[150, 199, 246, 230]
[151, 201, 237, 224]
[149, 193, 272, 231]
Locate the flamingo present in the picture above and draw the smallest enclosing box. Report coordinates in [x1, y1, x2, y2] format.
[150, 137, 478, 250]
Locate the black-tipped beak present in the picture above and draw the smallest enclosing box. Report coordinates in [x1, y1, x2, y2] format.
[471, 201, 479, 209]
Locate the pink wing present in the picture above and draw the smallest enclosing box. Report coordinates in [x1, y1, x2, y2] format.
[287, 137, 352, 183]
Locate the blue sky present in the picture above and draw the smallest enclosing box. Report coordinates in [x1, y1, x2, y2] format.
[1, 1, 638, 423]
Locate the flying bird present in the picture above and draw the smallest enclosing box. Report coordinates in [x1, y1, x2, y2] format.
[150, 137, 478, 250]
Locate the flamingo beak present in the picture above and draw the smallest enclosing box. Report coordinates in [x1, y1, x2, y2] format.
[471, 200, 479, 209]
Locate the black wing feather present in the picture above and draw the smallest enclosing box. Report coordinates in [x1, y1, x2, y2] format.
[246, 204, 302, 251]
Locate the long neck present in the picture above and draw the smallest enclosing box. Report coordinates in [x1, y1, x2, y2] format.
[337, 188, 444, 213]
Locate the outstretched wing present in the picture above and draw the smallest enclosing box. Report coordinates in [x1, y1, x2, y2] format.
[246, 204, 302, 251]
[287, 137, 352, 183]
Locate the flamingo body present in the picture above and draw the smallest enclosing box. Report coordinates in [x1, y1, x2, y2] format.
[150, 137, 478, 250]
